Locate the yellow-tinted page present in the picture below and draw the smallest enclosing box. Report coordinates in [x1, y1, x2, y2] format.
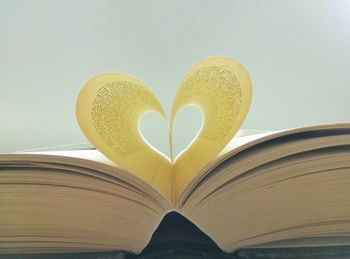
[171, 56, 252, 199]
[76, 73, 172, 202]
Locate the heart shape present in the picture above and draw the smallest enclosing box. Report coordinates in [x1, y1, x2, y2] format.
[76, 56, 252, 198]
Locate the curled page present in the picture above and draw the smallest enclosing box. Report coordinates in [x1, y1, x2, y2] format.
[170, 56, 252, 199]
[76, 73, 173, 202]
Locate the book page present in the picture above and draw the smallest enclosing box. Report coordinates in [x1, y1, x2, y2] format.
[170, 56, 252, 200]
[175, 122, 350, 206]
[76, 73, 173, 202]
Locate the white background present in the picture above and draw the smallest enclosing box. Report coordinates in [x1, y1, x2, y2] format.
[1, 0, 349, 156]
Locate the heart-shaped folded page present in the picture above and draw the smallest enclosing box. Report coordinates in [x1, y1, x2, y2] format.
[76, 56, 252, 203]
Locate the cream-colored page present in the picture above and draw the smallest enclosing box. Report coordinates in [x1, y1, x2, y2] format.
[76, 73, 173, 202]
[171, 56, 252, 199]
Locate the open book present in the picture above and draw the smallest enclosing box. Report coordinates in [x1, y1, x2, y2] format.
[1, 56, 350, 254]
